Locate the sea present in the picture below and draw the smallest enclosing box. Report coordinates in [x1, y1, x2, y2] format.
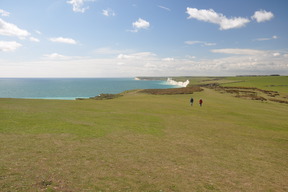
[0, 78, 179, 100]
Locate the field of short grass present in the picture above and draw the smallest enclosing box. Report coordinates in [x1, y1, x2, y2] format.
[183, 76, 288, 94]
[0, 77, 288, 192]
[223, 76, 288, 94]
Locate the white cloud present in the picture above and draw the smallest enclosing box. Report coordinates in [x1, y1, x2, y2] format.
[117, 52, 156, 60]
[0, 18, 30, 38]
[255, 35, 278, 41]
[102, 8, 115, 17]
[185, 41, 216, 46]
[0, 18, 39, 44]
[0, 9, 10, 17]
[94, 47, 120, 55]
[158, 5, 171, 11]
[131, 18, 150, 32]
[67, 0, 95, 13]
[273, 52, 281, 57]
[43, 53, 86, 61]
[204, 42, 216, 46]
[252, 10, 274, 23]
[50, 37, 77, 44]
[29, 37, 40, 42]
[43, 53, 71, 60]
[93, 47, 132, 55]
[211, 48, 265, 55]
[255, 37, 270, 41]
[0, 41, 22, 52]
[35, 30, 42, 35]
[162, 57, 175, 62]
[185, 41, 202, 45]
[117, 54, 133, 59]
[186, 55, 196, 59]
[186, 7, 250, 30]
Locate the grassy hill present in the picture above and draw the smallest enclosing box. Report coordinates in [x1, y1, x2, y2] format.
[0, 76, 287, 191]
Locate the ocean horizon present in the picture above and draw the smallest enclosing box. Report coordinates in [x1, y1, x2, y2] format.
[0, 78, 179, 100]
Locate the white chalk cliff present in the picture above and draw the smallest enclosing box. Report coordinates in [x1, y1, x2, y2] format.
[167, 78, 189, 87]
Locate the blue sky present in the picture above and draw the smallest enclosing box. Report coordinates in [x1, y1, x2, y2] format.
[0, 0, 287, 77]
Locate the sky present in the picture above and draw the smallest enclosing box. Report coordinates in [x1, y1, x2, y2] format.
[0, 0, 288, 77]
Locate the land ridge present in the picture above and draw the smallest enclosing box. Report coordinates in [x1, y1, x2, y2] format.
[90, 76, 288, 104]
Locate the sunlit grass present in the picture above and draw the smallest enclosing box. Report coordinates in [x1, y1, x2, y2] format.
[0, 79, 288, 191]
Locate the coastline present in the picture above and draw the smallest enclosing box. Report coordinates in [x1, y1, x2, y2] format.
[0, 78, 178, 100]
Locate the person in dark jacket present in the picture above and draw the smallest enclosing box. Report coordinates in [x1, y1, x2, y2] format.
[190, 97, 194, 106]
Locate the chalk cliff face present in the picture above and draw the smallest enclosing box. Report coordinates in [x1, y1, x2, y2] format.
[134, 77, 190, 87]
[167, 78, 190, 87]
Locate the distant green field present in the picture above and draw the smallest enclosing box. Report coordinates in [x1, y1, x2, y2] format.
[223, 76, 288, 93]
[183, 76, 288, 94]
[139, 76, 288, 94]
[1, 77, 288, 191]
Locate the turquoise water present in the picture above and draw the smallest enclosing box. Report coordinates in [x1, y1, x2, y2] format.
[0, 78, 177, 100]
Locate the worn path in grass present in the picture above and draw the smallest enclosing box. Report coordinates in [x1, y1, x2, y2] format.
[0, 88, 288, 191]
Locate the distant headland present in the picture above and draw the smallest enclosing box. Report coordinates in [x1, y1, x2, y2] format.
[135, 77, 190, 87]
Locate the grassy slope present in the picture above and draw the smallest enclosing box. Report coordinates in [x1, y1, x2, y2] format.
[183, 76, 288, 95]
[223, 76, 288, 94]
[0, 83, 288, 191]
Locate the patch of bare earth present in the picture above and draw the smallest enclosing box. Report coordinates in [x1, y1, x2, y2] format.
[139, 86, 203, 95]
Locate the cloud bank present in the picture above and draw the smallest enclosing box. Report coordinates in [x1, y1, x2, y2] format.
[1, 48, 287, 77]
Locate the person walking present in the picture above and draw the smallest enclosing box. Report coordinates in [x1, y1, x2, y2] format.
[199, 99, 203, 107]
[190, 97, 194, 106]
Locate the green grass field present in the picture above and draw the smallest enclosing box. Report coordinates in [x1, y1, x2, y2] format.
[184, 76, 288, 94]
[0, 76, 288, 191]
